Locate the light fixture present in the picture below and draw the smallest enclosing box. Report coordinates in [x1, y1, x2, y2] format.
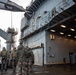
[60, 32, 64, 35]
[68, 34, 71, 37]
[50, 29, 55, 32]
[74, 36, 76, 38]
[75, 19, 76, 21]
[50, 34, 55, 40]
[61, 25, 66, 28]
[70, 28, 75, 31]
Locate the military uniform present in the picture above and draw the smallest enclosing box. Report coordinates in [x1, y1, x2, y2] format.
[25, 47, 34, 72]
[1, 47, 7, 72]
[11, 47, 17, 72]
[16, 41, 27, 75]
[16, 39, 34, 75]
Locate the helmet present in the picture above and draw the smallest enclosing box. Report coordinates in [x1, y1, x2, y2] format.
[19, 39, 23, 44]
[3, 47, 6, 50]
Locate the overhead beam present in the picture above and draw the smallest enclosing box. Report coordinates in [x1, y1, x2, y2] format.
[46, 14, 76, 30]
[52, 19, 58, 23]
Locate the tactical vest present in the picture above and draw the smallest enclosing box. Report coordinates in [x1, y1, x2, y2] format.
[11, 51, 17, 58]
[1, 50, 7, 57]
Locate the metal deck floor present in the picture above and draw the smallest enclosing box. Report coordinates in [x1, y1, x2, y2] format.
[0, 64, 76, 75]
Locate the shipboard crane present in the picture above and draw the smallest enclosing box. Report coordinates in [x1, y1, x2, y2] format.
[0, 0, 24, 53]
[0, 0, 25, 12]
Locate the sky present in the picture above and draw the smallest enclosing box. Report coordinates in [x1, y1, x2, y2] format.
[0, 0, 31, 50]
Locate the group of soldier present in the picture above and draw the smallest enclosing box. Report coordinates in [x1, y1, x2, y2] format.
[0, 40, 34, 75]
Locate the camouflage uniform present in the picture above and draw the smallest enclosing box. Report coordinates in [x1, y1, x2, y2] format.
[1, 47, 7, 72]
[25, 46, 34, 72]
[16, 39, 34, 75]
[11, 47, 17, 72]
[16, 41, 27, 75]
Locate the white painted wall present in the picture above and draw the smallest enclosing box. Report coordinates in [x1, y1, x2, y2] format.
[33, 48, 43, 66]
[24, 31, 45, 47]
[46, 31, 76, 64]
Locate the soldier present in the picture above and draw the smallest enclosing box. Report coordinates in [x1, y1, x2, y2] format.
[16, 40, 27, 75]
[11, 47, 17, 72]
[16, 40, 34, 75]
[0, 51, 2, 70]
[1, 47, 8, 72]
[25, 46, 34, 72]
